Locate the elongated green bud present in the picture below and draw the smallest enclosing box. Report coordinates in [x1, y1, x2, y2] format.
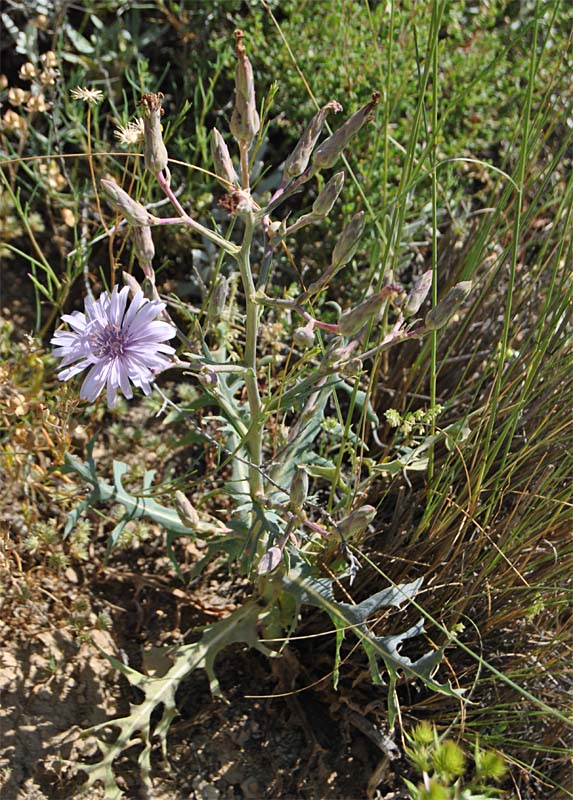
[230, 30, 260, 147]
[404, 270, 433, 316]
[100, 179, 151, 226]
[332, 211, 365, 269]
[312, 92, 380, 170]
[210, 128, 239, 188]
[289, 467, 309, 513]
[337, 505, 376, 539]
[284, 100, 342, 180]
[312, 171, 345, 217]
[139, 92, 169, 173]
[132, 225, 155, 268]
[207, 275, 229, 324]
[425, 281, 472, 330]
[338, 290, 386, 337]
[174, 490, 200, 528]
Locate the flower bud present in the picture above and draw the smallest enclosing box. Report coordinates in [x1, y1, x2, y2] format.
[339, 356, 363, 379]
[132, 225, 155, 272]
[312, 92, 380, 170]
[283, 100, 342, 180]
[122, 270, 142, 296]
[230, 30, 260, 147]
[289, 467, 309, 513]
[293, 320, 315, 348]
[332, 211, 365, 269]
[139, 92, 169, 173]
[337, 505, 376, 539]
[338, 291, 386, 337]
[210, 128, 239, 188]
[404, 270, 433, 316]
[100, 179, 151, 226]
[425, 281, 472, 330]
[312, 172, 345, 217]
[207, 275, 229, 324]
[174, 490, 200, 528]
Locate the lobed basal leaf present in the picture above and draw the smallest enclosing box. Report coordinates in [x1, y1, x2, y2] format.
[80, 599, 276, 797]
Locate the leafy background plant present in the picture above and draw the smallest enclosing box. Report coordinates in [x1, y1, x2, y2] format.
[1, 1, 571, 799]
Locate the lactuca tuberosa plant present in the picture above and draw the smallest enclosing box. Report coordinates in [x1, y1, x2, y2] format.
[55, 30, 471, 798]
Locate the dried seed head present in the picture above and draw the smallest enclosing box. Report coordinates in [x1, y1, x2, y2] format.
[312, 172, 345, 217]
[283, 100, 343, 180]
[210, 128, 240, 188]
[139, 92, 169, 173]
[100, 178, 151, 226]
[338, 290, 386, 337]
[312, 92, 380, 170]
[174, 491, 200, 528]
[404, 270, 433, 316]
[425, 281, 472, 330]
[332, 211, 365, 269]
[337, 505, 376, 539]
[230, 30, 260, 147]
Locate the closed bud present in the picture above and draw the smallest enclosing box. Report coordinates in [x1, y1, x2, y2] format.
[404, 270, 433, 316]
[284, 100, 342, 180]
[230, 30, 260, 147]
[207, 275, 229, 324]
[312, 171, 345, 217]
[139, 92, 169, 173]
[210, 128, 239, 188]
[339, 356, 363, 379]
[332, 211, 365, 269]
[122, 270, 142, 296]
[100, 179, 151, 226]
[425, 281, 472, 330]
[337, 505, 376, 539]
[312, 92, 380, 170]
[174, 490, 200, 528]
[289, 467, 309, 513]
[132, 225, 155, 273]
[324, 338, 359, 370]
[338, 291, 386, 337]
[293, 320, 315, 348]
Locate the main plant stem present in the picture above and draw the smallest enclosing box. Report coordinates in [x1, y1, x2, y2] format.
[238, 209, 264, 500]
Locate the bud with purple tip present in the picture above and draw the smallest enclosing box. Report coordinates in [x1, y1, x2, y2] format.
[283, 100, 342, 180]
[312, 92, 380, 171]
[230, 30, 260, 147]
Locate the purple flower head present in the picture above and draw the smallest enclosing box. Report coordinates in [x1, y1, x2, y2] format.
[51, 286, 176, 408]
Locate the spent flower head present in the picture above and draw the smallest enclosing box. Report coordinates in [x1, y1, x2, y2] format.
[70, 86, 104, 104]
[114, 117, 145, 146]
[51, 286, 176, 407]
